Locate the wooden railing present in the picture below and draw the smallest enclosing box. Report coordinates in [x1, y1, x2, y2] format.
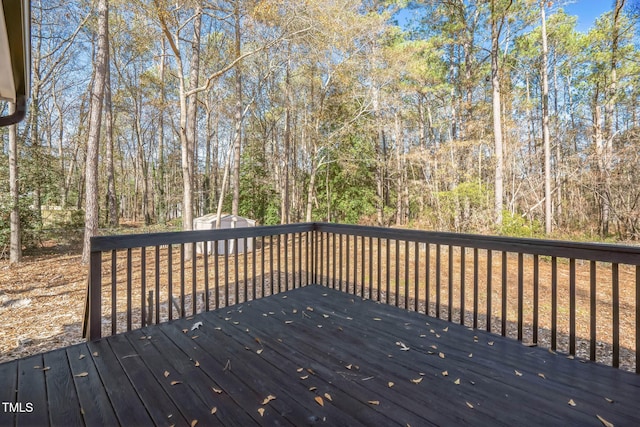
[85, 222, 640, 373]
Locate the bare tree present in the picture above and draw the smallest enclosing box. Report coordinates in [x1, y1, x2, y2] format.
[9, 103, 21, 264]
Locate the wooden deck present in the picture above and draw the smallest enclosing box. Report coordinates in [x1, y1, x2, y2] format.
[2, 285, 639, 426]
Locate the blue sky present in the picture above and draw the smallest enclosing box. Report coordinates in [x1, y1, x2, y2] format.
[562, 0, 613, 33]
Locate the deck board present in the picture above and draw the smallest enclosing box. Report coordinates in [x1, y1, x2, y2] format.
[1, 284, 639, 426]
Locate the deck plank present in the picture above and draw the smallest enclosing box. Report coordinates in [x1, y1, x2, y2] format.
[0, 360, 17, 426]
[16, 354, 49, 426]
[43, 347, 84, 426]
[65, 344, 119, 427]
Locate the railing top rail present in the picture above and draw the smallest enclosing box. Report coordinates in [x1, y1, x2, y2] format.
[90, 222, 315, 252]
[314, 223, 640, 265]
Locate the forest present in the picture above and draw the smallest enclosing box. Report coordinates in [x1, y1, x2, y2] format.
[1, 0, 639, 264]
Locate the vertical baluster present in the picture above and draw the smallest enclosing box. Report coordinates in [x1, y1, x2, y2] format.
[332, 233, 337, 289]
[517, 253, 524, 341]
[612, 263, 620, 368]
[277, 234, 282, 293]
[533, 255, 539, 344]
[252, 237, 257, 298]
[361, 236, 366, 297]
[448, 245, 453, 322]
[353, 235, 357, 295]
[319, 232, 324, 285]
[141, 247, 147, 327]
[369, 236, 374, 299]
[425, 243, 430, 316]
[204, 243, 210, 311]
[346, 235, 350, 294]
[155, 246, 161, 324]
[636, 266, 639, 374]
[224, 239, 230, 306]
[167, 246, 172, 322]
[395, 239, 399, 307]
[501, 251, 507, 337]
[377, 238, 381, 302]
[243, 237, 248, 301]
[234, 237, 239, 304]
[292, 233, 296, 290]
[269, 235, 274, 295]
[404, 240, 409, 309]
[551, 256, 557, 351]
[569, 258, 576, 355]
[339, 234, 343, 291]
[460, 247, 466, 326]
[111, 249, 117, 335]
[180, 244, 185, 317]
[260, 236, 265, 298]
[436, 244, 441, 319]
[473, 248, 478, 329]
[192, 243, 197, 315]
[487, 250, 492, 333]
[386, 239, 391, 305]
[215, 241, 220, 309]
[414, 242, 419, 312]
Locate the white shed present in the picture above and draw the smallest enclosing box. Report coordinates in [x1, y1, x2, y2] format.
[193, 214, 256, 255]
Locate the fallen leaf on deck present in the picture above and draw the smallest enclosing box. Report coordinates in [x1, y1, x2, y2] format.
[171, 381, 182, 386]
[468, 353, 473, 358]
[258, 408, 265, 417]
[164, 371, 170, 378]
[74, 372, 88, 377]
[317, 324, 323, 328]
[92, 352, 99, 357]
[192, 336, 199, 340]
[388, 382, 394, 387]
[443, 327, 449, 332]
[191, 420, 198, 427]
[411, 377, 423, 384]
[368, 400, 380, 405]
[435, 334, 441, 338]
[212, 387, 222, 394]
[323, 314, 329, 318]
[297, 367, 304, 372]
[346, 364, 353, 370]
[420, 334, 426, 338]
[256, 349, 263, 355]
[293, 309, 298, 314]
[307, 368, 316, 375]
[568, 399, 576, 407]
[488, 341, 494, 346]
[33, 366, 41, 369]
[300, 375, 309, 380]
[538, 373, 546, 379]
[596, 415, 614, 427]
[224, 317, 231, 321]
[79, 354, 85, 360]
[309, 386, 317, 391]
[373, 318, 382, 321]
[315, 396, 324, 406]
[454, 378, 461, 385]
[285, 320, 293, 324]
[261, 395, 276, 405]
[466, 402, 474, 409]
[195, 360, 200, 367]
[442, 371, 448, 377]
[324, 393, 332, 401]
[211, 407, 217, 414]
[439, 352, 445, 359]
[182, 329, 188, 334]
[515, 370, 523, 377]
[604, 397, 614, 403]
[306, 306, 314, 311]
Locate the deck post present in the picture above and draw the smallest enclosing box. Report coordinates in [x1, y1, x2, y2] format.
[88, 246, 102, 340]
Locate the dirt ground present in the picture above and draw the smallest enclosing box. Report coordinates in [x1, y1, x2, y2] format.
[0, 235, 637, 373]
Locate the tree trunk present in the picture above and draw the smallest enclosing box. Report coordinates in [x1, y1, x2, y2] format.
[540, 1, 552, 234]
[491, 1, 504, 228]
[232, 1, 242, 217]
[9, 103, 22, 264]
[82, 0, 109, 264]
[105, 47, 118, 227]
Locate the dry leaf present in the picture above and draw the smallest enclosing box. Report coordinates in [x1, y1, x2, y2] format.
[261, 395, 276, 405]
[388, 382, 394, 387]
[256, 349, 263, 355]
[322, 314, 329, 318]
[92, 352, 99, 357]
[315, 396, 324, 407]
[439, 352, 445, 359]
[42, 367, 51, 371]
[300, 375, 309, 380]
[195, 361, 200, 367]
[568, 399, 576, 407]
[309, 387, 317, 391]
[212, 387, 222, 394]
[324, 393, 332, 402]
[164, 371, 170, 378]
[443, 327, 449, 332]
[442, 371, 449, 377]
[211, 407, 217, 414]
[515, 370, 523, 377]
[171, 381, 182, 386]
[466, 402, 474, 409]
[191, 336, 199, 340]
[191, 420, 198, 427]
[604, 397, 614, 403]
[454, 378, 461, 385]
[182, 329, 188, 334]
[368, 400, 380, 405]
[411, 377, 423, 384]
[257, 408, 265, 417]
[78, 354, 85, 360]
[74, 372, 88, 377]
[34, 365, 41, 369]
[596, 415, 614, 427]
[538, 373, 546, 379]
[373, 318, 382, 321]
[345, 364, 352, 370]
[285, 320, 293, 324]
[488, 341, 495, 346]
[306, 306, 314, 311]
[468, 353, 473, 358]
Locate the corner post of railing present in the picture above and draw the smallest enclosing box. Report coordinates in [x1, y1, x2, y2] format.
[88, 242, 102, 341]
